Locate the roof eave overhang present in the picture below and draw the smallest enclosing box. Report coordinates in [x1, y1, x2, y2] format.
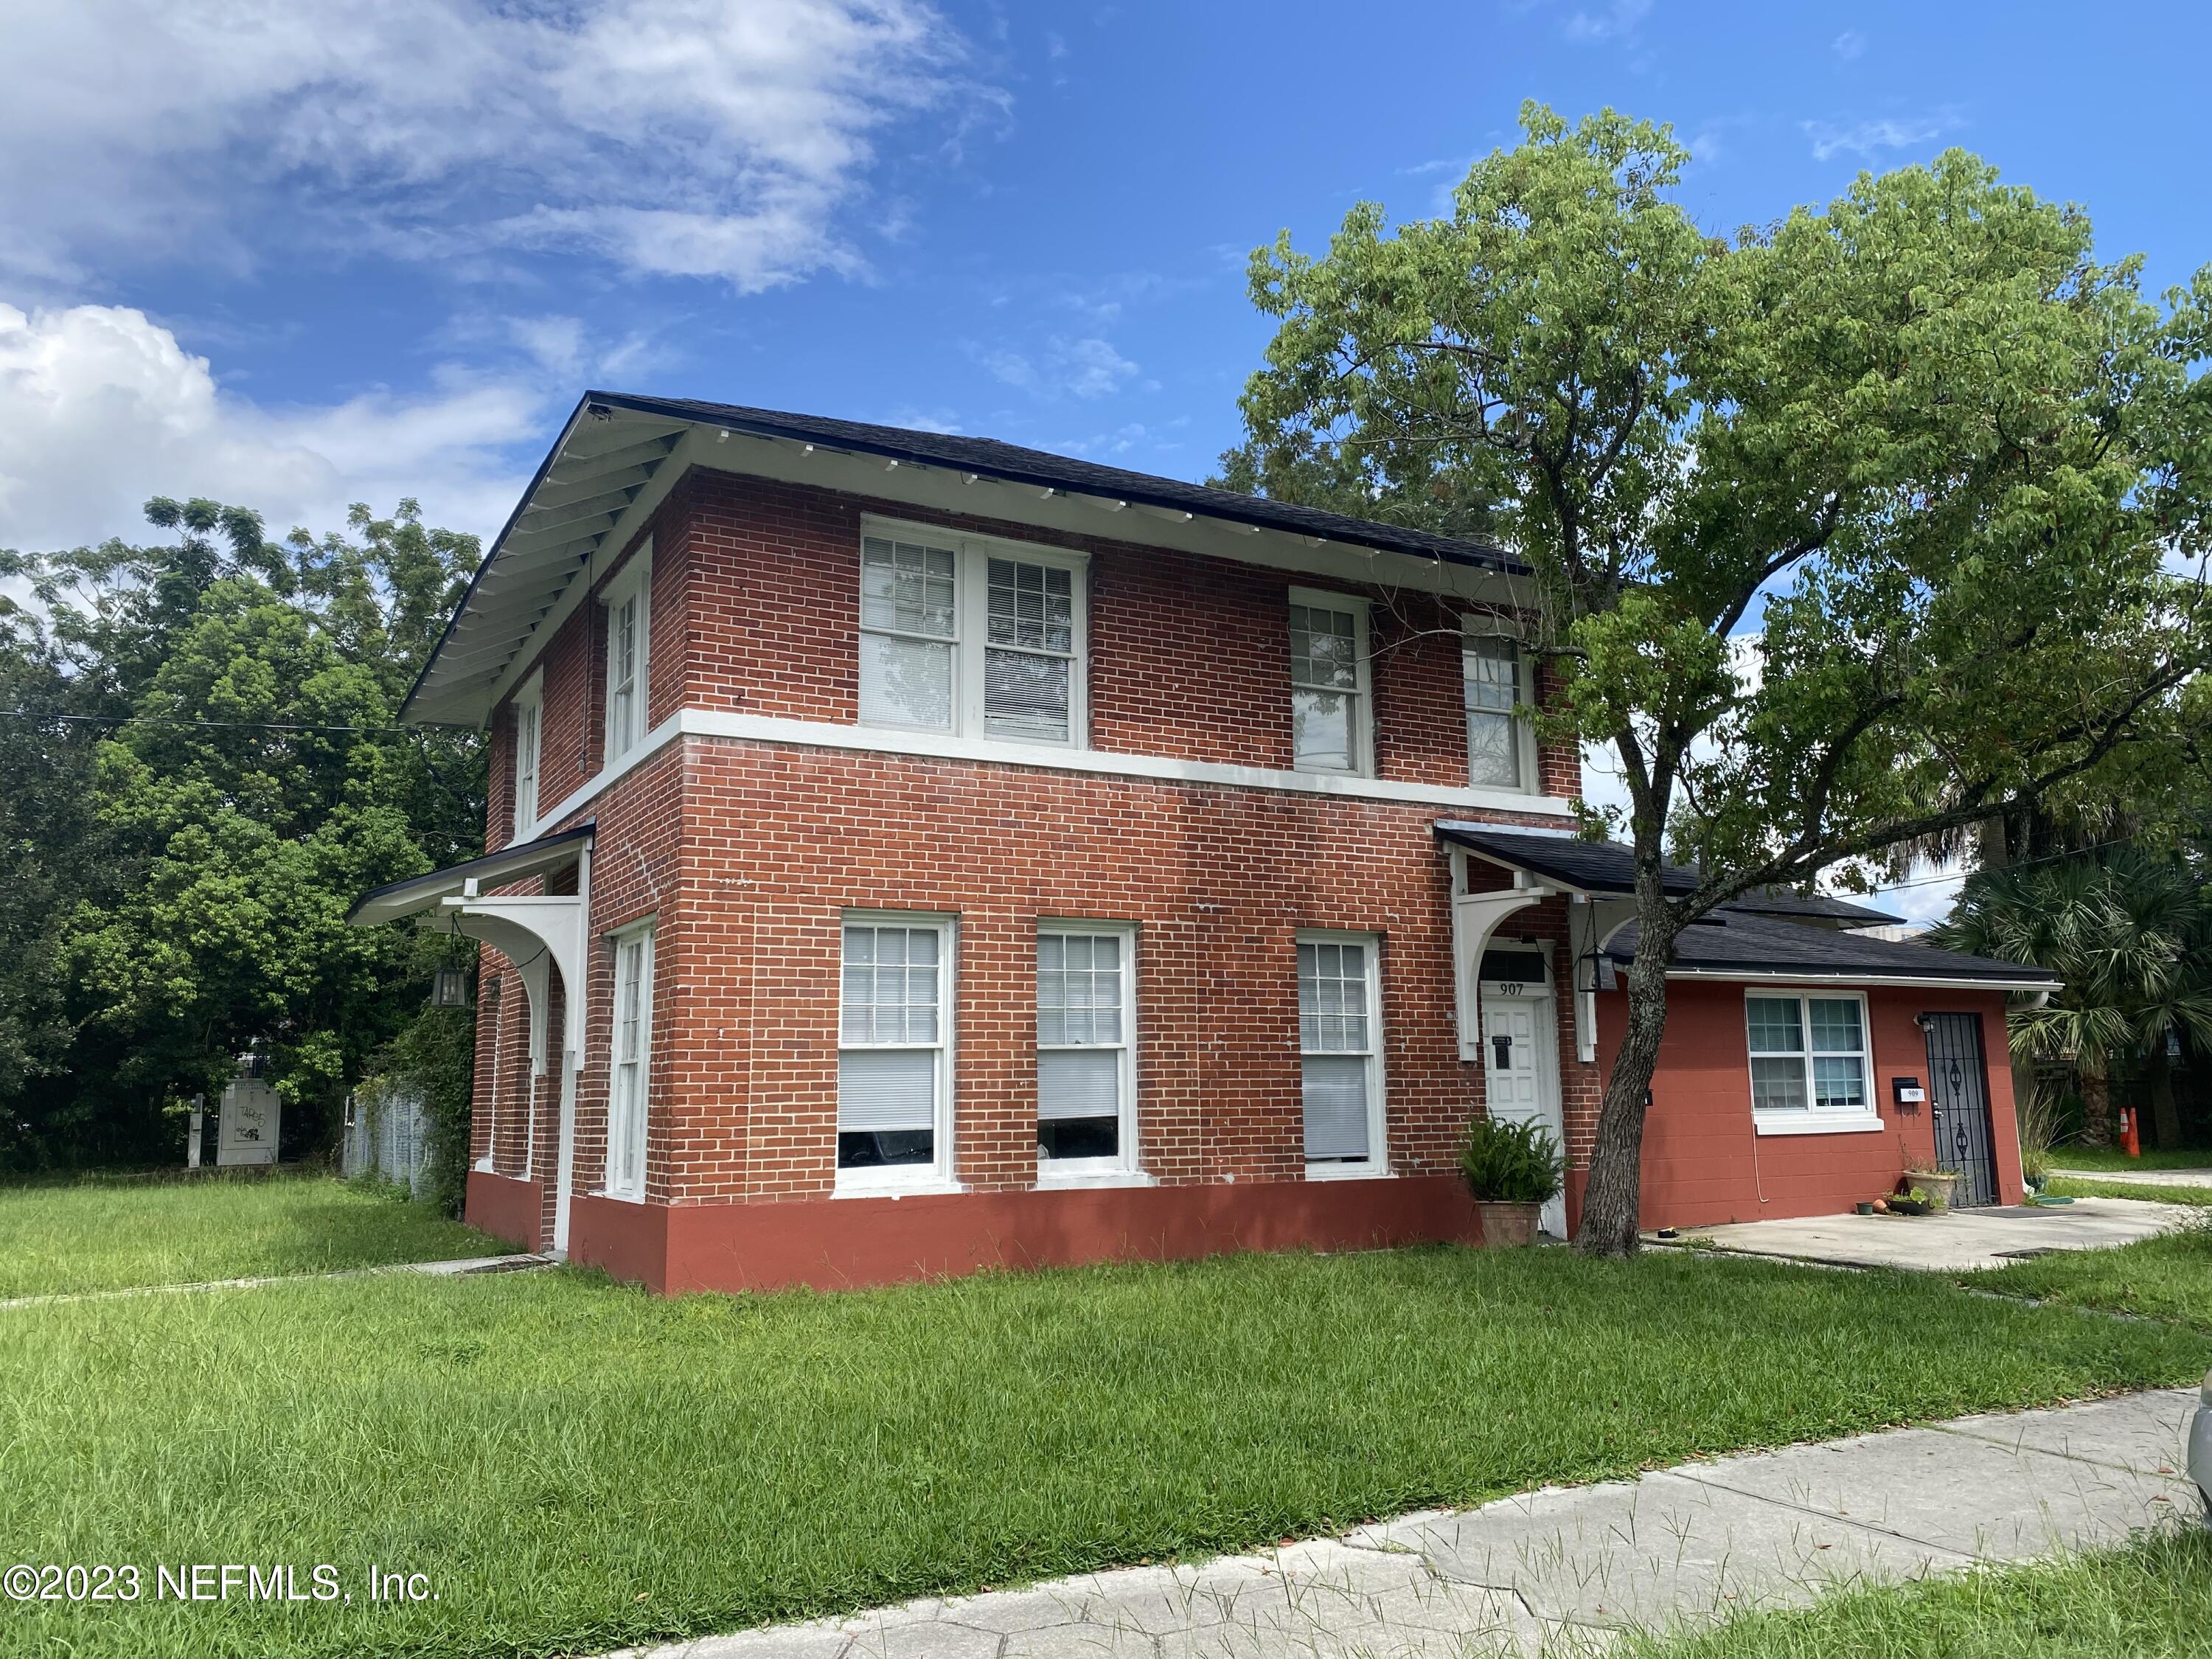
[1654, 967, 2062, 993]
[583, 392, 1520, 574]
[346, 824, 594, 928]
[406, 394, 1535, 731]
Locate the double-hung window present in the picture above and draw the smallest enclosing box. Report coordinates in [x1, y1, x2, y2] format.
[1298, 931, 1386, 1172]
[858, 521, 1085, 745]
[1037, 922, 1135, 1177]
[1745, 991, 1880, 1132]
[605, 922, 655, 1200]
[602, 543, 652, 764]
[838, 914, 955, 1187]
[512, 674, 543, 841]
[1288, 589, 1371, 775]
[1464, 629, 1531, 790]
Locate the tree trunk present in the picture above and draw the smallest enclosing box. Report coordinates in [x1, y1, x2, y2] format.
[1574, 884, 1680, 1258]
[2077, 1058, 2112, 1147]
[2146, 1043, 2183, 1150]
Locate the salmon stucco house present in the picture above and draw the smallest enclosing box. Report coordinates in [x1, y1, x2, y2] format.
[349, 392, 2056, 1292]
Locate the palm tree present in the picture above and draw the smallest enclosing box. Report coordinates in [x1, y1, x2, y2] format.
[1935, 848, 2212, 1147]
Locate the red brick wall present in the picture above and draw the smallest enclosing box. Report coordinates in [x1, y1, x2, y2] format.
[1590, 981, 2023, 1228]
[664, 740, 1579, 1203]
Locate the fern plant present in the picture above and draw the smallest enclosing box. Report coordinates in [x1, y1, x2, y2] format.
[1458, 1116, 1564, 1205]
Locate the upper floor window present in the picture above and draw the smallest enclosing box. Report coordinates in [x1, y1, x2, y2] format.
[512, 673, 543, 841]
[858, 521, 1087, 746]
[1464, 627, 1534, 790]
[1288, 589, 1371, 776]
[602, 542, 652, 764]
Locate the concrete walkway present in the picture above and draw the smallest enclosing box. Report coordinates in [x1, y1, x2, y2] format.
[614, 1388, 2204, 1659]
[0, 1251, 550, 1311]
[2051, 1166, 2212, 1189]
[1660, 1196, 2197, 1273]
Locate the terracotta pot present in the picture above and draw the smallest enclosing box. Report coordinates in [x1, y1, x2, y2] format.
[1475, 1200, 1540, 1247]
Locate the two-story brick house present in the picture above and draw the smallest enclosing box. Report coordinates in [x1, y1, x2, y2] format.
[351, 392, 2053, 1291]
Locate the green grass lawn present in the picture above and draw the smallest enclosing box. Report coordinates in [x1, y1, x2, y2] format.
[0, 1175, 504, 1298]
[1972, 1218, 2212, 1332]
[1625, 1528, 2212, 1657]
[2048, 1175, 2212, 1206]
[2045, 1146, 2212, 1174]
[2, 1247, 2205, 1659]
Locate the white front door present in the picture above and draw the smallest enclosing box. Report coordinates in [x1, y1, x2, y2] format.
[1481, 990, 1566, 1237]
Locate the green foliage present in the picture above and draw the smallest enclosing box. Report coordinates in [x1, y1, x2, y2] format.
[1935, 847, 2212, 1070]
[1, 1245, 2202, 1658]
[1220, 103, 2212, 1246]
[1970, 1217, 2212, 1330]
[1456, 1113, 1565, 1203]
[0, 498, 483, 1172]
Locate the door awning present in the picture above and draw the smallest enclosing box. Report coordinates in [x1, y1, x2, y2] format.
[347, 824, 594, 928]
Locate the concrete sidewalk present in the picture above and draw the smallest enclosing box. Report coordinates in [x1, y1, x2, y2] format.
[616, 1388, 2203, 1659]
[2051, 1166, 2212, 1189]
[0, 1251, 551, 1312]
[1660, 1196, 2196, 1273]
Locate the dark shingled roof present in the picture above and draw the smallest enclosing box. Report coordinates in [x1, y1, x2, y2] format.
[1433, 824, 1902, 925]
[585, 392, 1522, 573]
[1606, 911, 2056, 985]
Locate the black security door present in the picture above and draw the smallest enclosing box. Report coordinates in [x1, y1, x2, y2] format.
[1923, 1013, 1999, 1207]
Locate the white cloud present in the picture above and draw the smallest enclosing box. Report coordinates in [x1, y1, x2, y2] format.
[1802, 110, 1964, 163]
[1832, 29, 1867, 60]
[0, 302, 552, 553]
[0, 0, 979, 293]
[978, 335, 1138, 400]
[1564, 0, 1653, 42]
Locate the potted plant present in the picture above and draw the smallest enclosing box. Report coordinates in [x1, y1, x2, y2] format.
[1901, 1166, 1959, 1211]
[1458, 1116, 1563, 1247]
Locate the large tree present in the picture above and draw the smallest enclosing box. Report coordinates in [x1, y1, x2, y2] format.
[1224, 106, 2212, 1253]
[0, 499, 483, 1171]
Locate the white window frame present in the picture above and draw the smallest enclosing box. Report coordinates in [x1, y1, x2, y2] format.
[601, 540, 653, 766]
[1035, 919, 1143, 1186]
[835, 909, 959, 1195]
[1287, 587, 1374, 778]
[857, 515, 1089, 748]
[511, 672, 543, 841]
[603, 919, 656, 1201]
[1296, 928, 1389, 1178]
[1461, 622, 1538, 794]
[1744, 987, 1885, 1136]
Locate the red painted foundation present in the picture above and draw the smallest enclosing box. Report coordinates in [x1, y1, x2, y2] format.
[465, 1169, 546, 1253]
[488, 1174, 1486, 1294]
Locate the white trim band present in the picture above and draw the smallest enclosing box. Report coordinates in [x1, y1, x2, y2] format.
[1753, 1114, 1889, 1137]
[529, 706, 1579, 831]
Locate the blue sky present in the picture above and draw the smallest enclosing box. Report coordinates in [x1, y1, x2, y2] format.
[2, 0, 2205, 915]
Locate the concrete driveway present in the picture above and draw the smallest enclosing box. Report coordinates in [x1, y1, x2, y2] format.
[1659, 1196, 2199, 1272]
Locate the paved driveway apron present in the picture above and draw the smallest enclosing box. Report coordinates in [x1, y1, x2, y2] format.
[614, 1388, 2202, 1659]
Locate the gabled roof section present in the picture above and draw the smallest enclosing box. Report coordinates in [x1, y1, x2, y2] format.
[1433, 823, 1902, 925]
[403, 391, 1523, 727]
[1605, 911, 2057, 988]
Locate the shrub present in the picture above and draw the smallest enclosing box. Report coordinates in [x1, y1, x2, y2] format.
[1458, 1115, 1564, 1204]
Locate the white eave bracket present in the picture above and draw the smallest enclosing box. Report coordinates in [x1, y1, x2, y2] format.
[438, 893, 588, 1074]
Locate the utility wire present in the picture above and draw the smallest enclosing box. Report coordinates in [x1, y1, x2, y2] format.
[0, 709, 417, 736]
